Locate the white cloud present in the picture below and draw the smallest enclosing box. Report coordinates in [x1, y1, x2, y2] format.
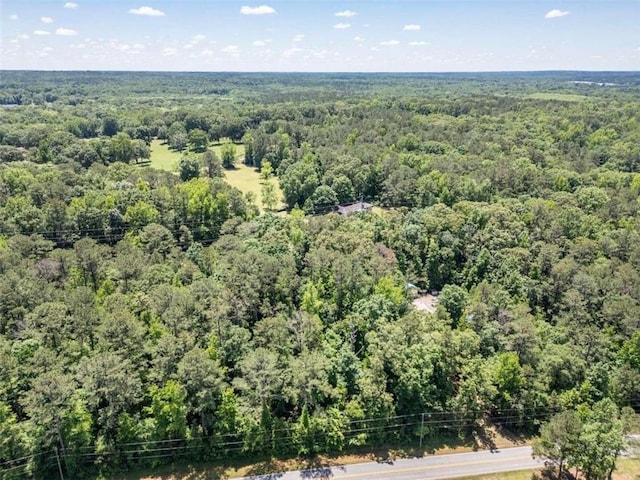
[240, 5, 276, 15]
[334, 23, 351, 29]
[253, 40, 267, 47]
[222, 45, 239, 53]
[56, 28, 77, 36]
[109, 41, 145, 53]
[354, 36, 365, 42]
[10, 14, 18, 21]
[545, 9, 570, 19]
[41, 17, 54, 24]
[162, 47, 177, 56]
[192, 34, 206, 43]
[403, 24, 421, 31]
[409, 41, 427, 46]
[293, 34, 304, 42]
[129, 6, 165, 17]
[17, 34, 29, 40]
[335, 10, 357, 18]
[197, 48, 215, 57]
[64, 2, 78, 9]
[380, 40, 400, 46]
[33, 30, 51, 36]
[283, 46, 303, 58]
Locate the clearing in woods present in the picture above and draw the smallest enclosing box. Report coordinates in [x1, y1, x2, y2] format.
[148, 139, 283, 210]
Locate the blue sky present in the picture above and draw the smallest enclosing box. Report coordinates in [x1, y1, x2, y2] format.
[1, 1, 639, 71]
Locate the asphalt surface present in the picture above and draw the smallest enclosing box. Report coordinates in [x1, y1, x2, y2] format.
[238, 446, 542, 480]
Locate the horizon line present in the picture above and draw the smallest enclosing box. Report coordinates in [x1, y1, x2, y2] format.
[2, 68, 640, 75]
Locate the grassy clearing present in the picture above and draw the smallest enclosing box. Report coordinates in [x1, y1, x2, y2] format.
[148, 139, 181, 172]
[527, 92, 587, 102]
[614, 457, 640, 480]
[147, 139, 283, 211]
[223, 163, 285, 211]
[148, 140, 247, 173]
[210, 142, 245, 160]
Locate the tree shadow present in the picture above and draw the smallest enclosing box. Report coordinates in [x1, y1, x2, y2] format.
[121, 464, 229, 480]
[299, 457, 345, 480]
[471, 424, 498, 452]
[242, 459, 285, 479]
[492, 424, 531, 446]
[371, 450, 395, 465]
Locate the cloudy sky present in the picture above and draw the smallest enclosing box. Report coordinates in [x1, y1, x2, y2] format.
[1, 1, 639, 71]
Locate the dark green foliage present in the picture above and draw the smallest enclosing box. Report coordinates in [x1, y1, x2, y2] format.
[178, 155, 200, 182]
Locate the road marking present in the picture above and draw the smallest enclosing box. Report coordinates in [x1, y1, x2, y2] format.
[331, 455, 536, 479]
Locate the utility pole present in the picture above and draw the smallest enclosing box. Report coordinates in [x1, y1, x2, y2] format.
[55, 447, 65, 480]
[420, 412, 425, 450]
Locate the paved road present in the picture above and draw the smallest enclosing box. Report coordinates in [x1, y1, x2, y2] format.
[238, 446, 542, 480]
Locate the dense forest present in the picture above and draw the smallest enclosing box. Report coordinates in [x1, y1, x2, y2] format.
[1, 71, 640, 479]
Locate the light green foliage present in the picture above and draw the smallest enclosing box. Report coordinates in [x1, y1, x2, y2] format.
[493, 352, 524, 405]
[301, 282, 323, 316]
[534, 401, 625, 480]
[261, 179, 278, 211]
[575, 399, 625, 480]
[293, 404, 318, 455]
[216, 387, 240, 437]
[124, 200, 159, 230]
[619, 330, 640, 369]
[145, 380, 188, 440]
[532, 410, 582, 479]
[221, 142, 237, 169]
[374, 276, 406, 310]
[259, 160, 274, 181]
[177, 177, 230, 240]
[0, 402, 28, 475]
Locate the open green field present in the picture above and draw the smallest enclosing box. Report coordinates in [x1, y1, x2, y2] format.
[148, 138, 180, 172]
[224, 163, 285, 211]
[148, 139, 282, 210]
[148, 139, 247, 172]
